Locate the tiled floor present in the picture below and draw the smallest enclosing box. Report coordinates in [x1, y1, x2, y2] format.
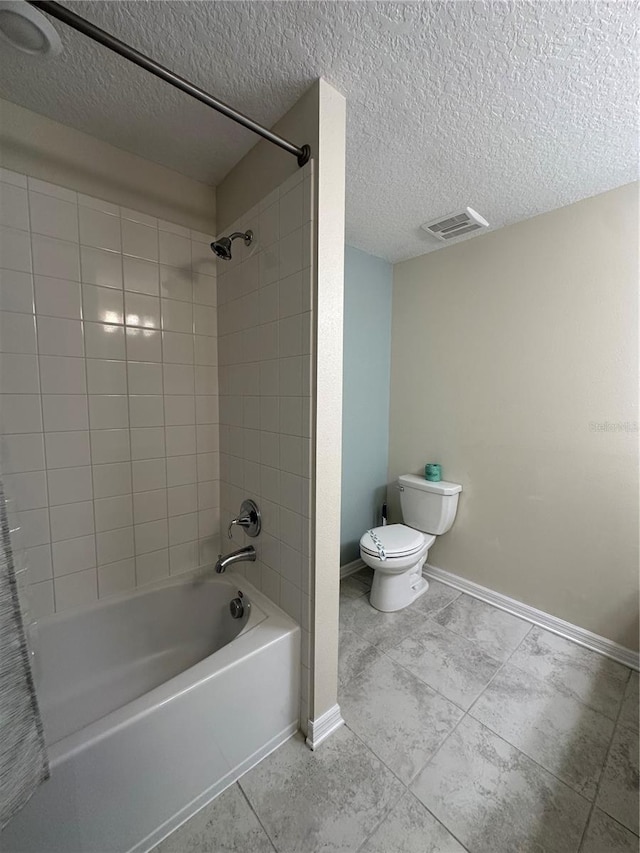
[154, 568, 639, 853]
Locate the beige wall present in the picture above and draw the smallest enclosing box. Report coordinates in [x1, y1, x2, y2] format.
[0, 99, 216, 233]
[389, 183, 639, 650]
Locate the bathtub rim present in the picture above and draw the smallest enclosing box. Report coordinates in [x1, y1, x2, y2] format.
[33, 565, 265, 636]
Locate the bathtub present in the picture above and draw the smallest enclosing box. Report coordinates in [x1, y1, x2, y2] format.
[2, 570, 300, 853]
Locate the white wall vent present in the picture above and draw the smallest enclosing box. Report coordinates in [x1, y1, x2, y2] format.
[421, 207, 489, 241]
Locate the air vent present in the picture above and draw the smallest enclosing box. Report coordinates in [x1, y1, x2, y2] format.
[421, 207, 489, 242]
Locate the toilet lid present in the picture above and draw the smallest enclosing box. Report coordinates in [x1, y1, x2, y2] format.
[360, 524, 427, 558]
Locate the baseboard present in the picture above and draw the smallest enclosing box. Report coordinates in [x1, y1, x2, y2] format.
[424, 563, 639, 672]
[306, 703, 344, 750]
[340, 558, 366, 579]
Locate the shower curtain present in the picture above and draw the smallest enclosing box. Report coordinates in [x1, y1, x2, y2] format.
[0, 477, 49, 829]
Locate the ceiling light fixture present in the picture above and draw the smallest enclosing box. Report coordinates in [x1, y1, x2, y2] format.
[0, 0, 62, 56]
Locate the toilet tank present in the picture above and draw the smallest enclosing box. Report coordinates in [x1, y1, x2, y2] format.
[398, 474, 462, 535]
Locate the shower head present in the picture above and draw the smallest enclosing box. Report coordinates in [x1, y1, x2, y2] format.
[210, 230, 253, 261]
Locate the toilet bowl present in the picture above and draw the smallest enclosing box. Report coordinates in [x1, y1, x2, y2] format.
[360, 524, 435, 611]
[359, 474, 462, 612]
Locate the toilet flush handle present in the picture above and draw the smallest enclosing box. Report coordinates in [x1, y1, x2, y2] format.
[396, 484, 404, 492]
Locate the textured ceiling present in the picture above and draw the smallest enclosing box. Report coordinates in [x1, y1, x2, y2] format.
[1, 1, 637, 262]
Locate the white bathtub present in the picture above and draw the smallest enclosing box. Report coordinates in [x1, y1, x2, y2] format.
[2, 570, 300, 853]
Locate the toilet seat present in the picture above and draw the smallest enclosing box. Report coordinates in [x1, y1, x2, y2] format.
[360, 524, 433, 560]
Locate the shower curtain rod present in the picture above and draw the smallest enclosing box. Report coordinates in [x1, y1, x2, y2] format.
[27, 0, 311, 167]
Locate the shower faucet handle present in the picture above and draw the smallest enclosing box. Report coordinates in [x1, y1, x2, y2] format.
[227, 499, 261, 539]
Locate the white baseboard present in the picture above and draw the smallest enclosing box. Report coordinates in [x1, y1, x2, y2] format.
[340, 558, 366, 579]
[424, 563, 639, 672]
[306, 704, 344, 750]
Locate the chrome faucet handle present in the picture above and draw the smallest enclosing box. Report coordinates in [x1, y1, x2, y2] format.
[227, 499, 261, 539]
[227, 514, 251, 538]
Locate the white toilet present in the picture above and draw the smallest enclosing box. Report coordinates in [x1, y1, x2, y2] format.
[359, 474, 462, 612]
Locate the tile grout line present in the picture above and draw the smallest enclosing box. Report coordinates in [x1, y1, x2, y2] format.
[416, 799, 473, 853]
[400, 697, 597, 853]
[26, 174, 56, 612]
[345, 632, 466, 840]
[448, 623, 630, 807]
[376, 643, 470, 715]
[348, 698, 474, 853]
[236, 780, 279, 853]
[460, 619, 635, 800]
[417, 588, 532, 661]
[341, 578, 625, 760]
[339, 586, 472, 713]
[342, 598, 534, 810]
[575, 669, 634, 852]
[120, 208, 136, 589]
[351, 787, 412, 853]
[343, 719, 409, 789]
[341, 587, 609, 835]
[76, 199, 105, 603]
[353, 786, 475, 853]
[463, 620, 534, 716]
[340, 585, 494, 716]
[415, 618, 622, 806]
[339, 722, 410, 851]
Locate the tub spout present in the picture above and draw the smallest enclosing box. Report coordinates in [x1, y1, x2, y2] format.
[214, 545, 256, 573]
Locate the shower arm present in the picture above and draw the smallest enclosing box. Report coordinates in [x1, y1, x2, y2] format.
[228, 232, 252, 244]
[27, 0, 311, 168]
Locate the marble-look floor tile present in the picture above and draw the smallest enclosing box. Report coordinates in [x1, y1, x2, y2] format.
[153, 784, 274, 853]
[618, 670, 639, 733]
[359, 792, 466, 853]
[338, 628, 384, 687]
[580, 808, 640, 853]
[596, 722, 640, 834]
[340, 592, 426, 651]
[386, 619, 502, 710]
[240, 728, 404, 853]
[408, 578, 461, 618]
[432, 594, 531, 662]
[509, 627, 630, 720]
[340, 654, 462, 784]
[353, 566, 374, 585]
[411, 717, 590, 853]
[340, 568, 373, 600]
[470, 662, 614, 799]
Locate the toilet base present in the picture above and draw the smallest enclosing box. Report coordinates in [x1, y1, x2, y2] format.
[369, 561, 429, 612]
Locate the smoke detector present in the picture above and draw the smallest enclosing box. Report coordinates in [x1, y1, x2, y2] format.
[421, 207, 489, 242]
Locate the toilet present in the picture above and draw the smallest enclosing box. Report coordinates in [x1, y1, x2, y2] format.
[359, 474, 462, 612]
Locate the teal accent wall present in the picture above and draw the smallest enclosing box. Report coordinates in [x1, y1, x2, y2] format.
[341, 246, 393, 565]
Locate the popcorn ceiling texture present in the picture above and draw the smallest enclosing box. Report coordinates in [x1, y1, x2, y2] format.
[0, 1, 637, 262]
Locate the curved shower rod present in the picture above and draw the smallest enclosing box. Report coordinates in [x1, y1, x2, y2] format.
[26, 0, 311, 167]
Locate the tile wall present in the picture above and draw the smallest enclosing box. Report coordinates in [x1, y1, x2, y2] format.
[216, 164, 314, 730]
[0, 167, 219, 617]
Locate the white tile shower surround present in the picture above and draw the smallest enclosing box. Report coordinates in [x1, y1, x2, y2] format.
[152, 571, 640, 853]
[215, 166, 314, 729]
[0, 168, 220, 616]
